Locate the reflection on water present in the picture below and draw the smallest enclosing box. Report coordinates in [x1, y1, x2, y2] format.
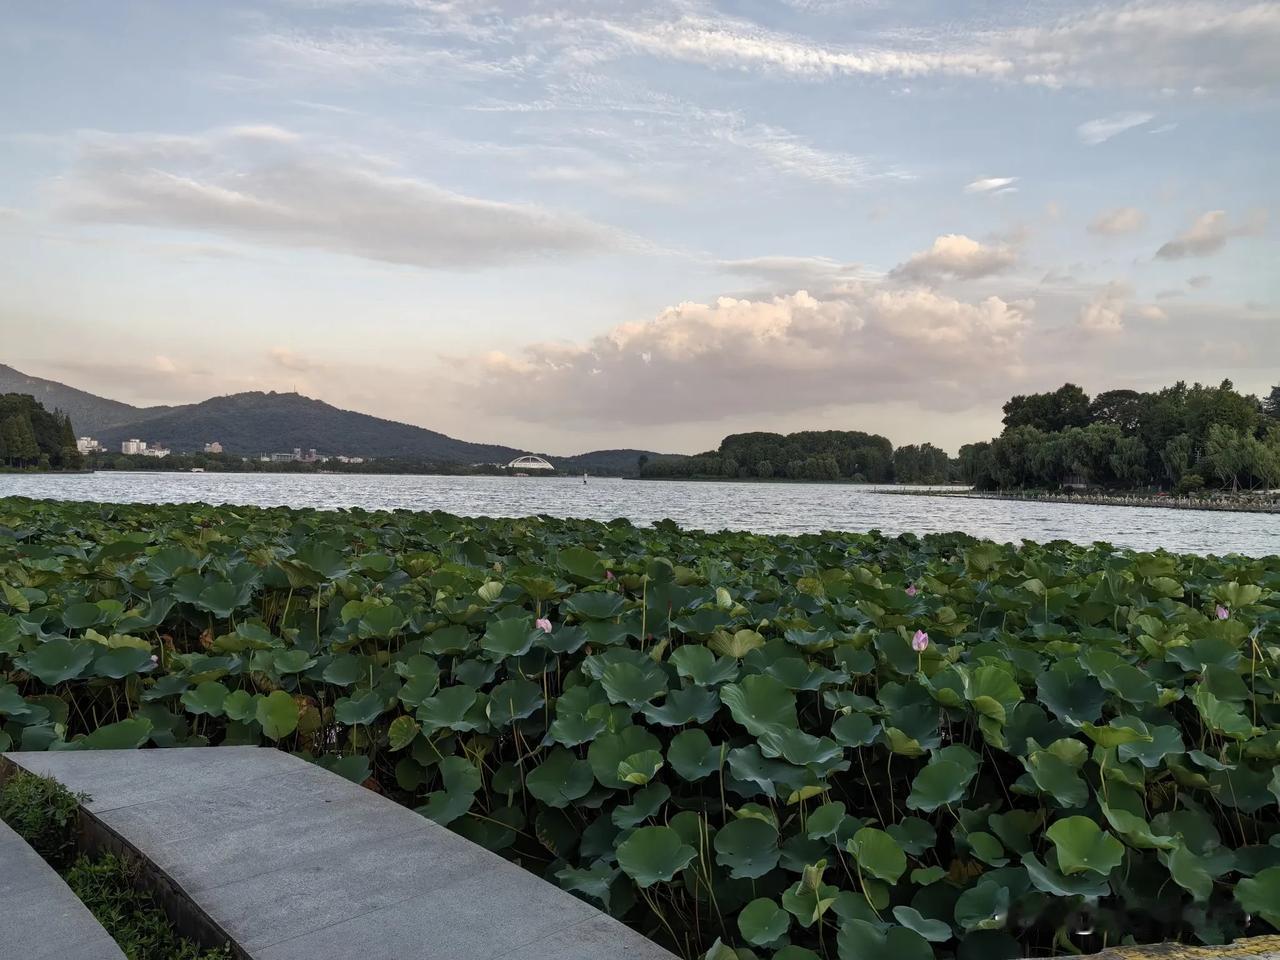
[1, 472, 1275, 556]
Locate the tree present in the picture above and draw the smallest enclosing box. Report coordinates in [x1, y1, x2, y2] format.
[1002, 383, 1091, 433]
[1109, 436, 1149, 487]
[1204, 424, 1248, 492]
[1089, 389, 1144, 433]
[1264, 385, 1280, 420]
[637, 454, 649, 475]
[1161, 434, 1193, 486]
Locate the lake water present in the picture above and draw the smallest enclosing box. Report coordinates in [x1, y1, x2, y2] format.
[1, 472, 1275, 556]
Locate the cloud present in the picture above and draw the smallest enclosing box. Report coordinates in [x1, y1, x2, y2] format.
[1155, 209, 1266, 260]
[1135, 304, 1168, 322]
[587, 3, 1280, 92]
[451, 286, 1031, 425]
[1088, 206, 1148, 235]
[1076, 111, 1154, 144]
[268, 347, 320, 372]
[1188, 274, 1212, 288]
[1078, 281, 1131, 334]
[716, 256, 868, 289]
[890, 234, 1017, 282]
[52, 127, 626, 270]
[965, 177, 1018, 194]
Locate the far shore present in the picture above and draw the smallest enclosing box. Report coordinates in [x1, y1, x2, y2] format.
[876, 487, 1280, 515]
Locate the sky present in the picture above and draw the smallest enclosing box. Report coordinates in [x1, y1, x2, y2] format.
[1, 0, 1277, 456]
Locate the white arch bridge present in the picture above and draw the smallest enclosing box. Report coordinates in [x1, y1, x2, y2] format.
[506, 455, 555, 471]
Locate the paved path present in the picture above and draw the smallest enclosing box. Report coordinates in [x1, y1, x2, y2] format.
[4, 747, 678, 960]
[0, 816, 127, 960]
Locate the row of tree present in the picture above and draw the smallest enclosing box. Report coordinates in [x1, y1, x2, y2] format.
[0, 394, 82, 470]
[960, 381, 1280, 492]
[638, 430, 955, 483]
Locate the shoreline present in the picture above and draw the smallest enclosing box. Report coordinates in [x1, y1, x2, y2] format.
[875, 488, 1280, 515]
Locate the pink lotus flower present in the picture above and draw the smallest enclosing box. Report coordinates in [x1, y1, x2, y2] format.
[906, 584, 918, 597]
[605, 570, 615, 581]
[535, 617, 553, 633]
[1215, 605, 1229, 621]
[912, 630, 929, 652]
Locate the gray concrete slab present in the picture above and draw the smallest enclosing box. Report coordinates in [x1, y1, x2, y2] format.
[3, 748, 679, 960]
[0, 818, 126, 960]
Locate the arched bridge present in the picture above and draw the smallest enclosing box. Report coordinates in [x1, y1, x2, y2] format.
[506, 455, 555, 471]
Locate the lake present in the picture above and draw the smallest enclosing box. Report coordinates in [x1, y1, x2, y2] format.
[1, 471, 1276, 556]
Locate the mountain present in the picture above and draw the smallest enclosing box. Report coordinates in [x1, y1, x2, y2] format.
[96, 391, 525, 464]
[0, 364, 681, 471]
[0, 363, 166, 436]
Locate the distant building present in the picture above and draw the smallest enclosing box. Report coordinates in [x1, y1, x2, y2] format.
[76, 437, 102, 454]
[204, 441, 223, 454]
[334, 455, 365, 464]
[142, 446, 171, 459]
[121, 439, 147, 455]
[271, 451, 298, 463]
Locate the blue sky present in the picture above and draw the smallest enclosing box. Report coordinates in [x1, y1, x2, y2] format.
[1, 0, 1276, 454]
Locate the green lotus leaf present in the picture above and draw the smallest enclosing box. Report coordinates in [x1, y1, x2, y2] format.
[847, 827, 906, 884]
[221, 688, 255, 721]
[715, 816, 781, 879]
[887, 817, 936, 855]
[1046, 817, 1124, 876]
[256, 690, 299, 740]
[611, 782, 670, 829]
[835, 919, 932, 960]
[16, 638, 95, 685]
[955, 882, 1010, 932]
[486, 675, 544, 726]
[417, 684, 484, 732]
[1079, 719, 1152, 748]
[892, 905, 952, 942]
[181, 680, 228, 717]
[967, 831, 1008, 866]
[831, 712, 879, 747]
[1035, 663, 1107, 726]
[195, 580, 249, 619]
[334, 689, 386, 726]
[709, 628, 766, 659]
[0, 683, 39, 719]
[480, 617, 536, 657]
[670, 645, 739, 686]
[387, 715, 420, 751]
[76, 716, 153, 750]
[418, 755, 481, 826]
[617, 749, 664, 786]
[911, 865, 947, 886]
[616, 825, 696, 887]
[1235, 866, 1280, 928]
[93, 645, 156, 679]
[601, 662, 668, 709]
[588, 725, 663, 789]
[62, 601, 103, 630]
[667, 729, 722, 781]
[1025, 748, 1089, 807]
[738, 898, 790, 946]
[527, 747, 596, 808]
[322, 654, 366, 686]
[782, 862, 838, 928]
[906, 760, 973, 812]
[1162, 844, 1215, 902]
[642, 685, 719, 726]
[806, 801, 847, 840]
[562, 591, 626, 619]
[721, 674, 798, 736]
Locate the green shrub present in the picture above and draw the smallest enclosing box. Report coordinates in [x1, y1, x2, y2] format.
[0, 770, 85, 868]
[64, 853, 231, 960]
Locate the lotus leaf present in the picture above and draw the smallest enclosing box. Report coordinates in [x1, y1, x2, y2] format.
[616, 825, 696, 887]
[1046, 817, 1125, 876]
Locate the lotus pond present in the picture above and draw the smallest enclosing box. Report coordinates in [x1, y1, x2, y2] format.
[1, 496, 1278, 960]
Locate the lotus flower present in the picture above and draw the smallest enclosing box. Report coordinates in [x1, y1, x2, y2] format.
[535, 617, 553, 633]
[606, 570, 615, 581]
[912, 629, 929, 652]
[1215, 605, 1229, 621]
[150, 654, 159, 663]
[906, 584, 918, 597]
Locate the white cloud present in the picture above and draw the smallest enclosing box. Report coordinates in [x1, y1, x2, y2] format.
[890, 234, 1017, 282]
[1136, 304, 1168, 322]
[1088, 206, 1148, 235]
[1188, 274, 1212, 288]
[53, 128, 626, 269]
[1077, 111, 1154, 145]
[585, 3, 1280, 91]
[716, 256, 868, 289]
[452, 286, 1031, 425]
[1078, 281, 1131, 334]
[1155, 209, 1266, 259]
[965, 177, 1018, 194]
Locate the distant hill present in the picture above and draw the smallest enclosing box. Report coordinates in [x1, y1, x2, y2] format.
[0, 363, 167, 436]
[0, 363, 682, 472]
[96, 390, 525, 463]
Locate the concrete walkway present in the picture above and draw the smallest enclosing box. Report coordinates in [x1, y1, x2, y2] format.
[0, 817, 127, 960]
[4, 747, 678, 960]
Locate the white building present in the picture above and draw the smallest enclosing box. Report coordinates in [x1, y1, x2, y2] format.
[204, 441, 223, 454]
[121, 439, 147, 455]
[75, 437, 101, 454]
[142, 446, 171, 459]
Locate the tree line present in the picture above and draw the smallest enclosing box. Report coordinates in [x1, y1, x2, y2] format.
[0, 394, 82, 470]
[959, 381, 1280, 493]
[638, 430, 955, 483]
